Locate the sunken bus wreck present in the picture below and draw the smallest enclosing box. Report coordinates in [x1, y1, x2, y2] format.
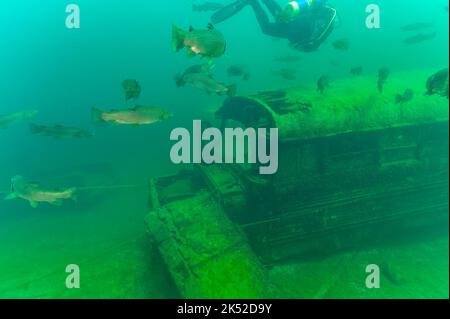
[146, 69, 449, 298]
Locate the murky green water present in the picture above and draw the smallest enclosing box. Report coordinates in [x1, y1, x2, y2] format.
[0, 0, 448, 298]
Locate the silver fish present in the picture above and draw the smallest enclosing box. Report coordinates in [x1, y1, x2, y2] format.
[4, 175, 77, 208]
[92, 105, 173, 126]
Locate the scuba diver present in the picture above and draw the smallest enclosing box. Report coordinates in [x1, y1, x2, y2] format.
[211, 0, 337, 52]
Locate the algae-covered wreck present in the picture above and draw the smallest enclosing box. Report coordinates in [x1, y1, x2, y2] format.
[146, 69, 449, 298]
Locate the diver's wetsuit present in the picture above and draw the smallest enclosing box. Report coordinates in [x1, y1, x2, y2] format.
[250, 0, 336, 51]
[212, 0, 336, 52]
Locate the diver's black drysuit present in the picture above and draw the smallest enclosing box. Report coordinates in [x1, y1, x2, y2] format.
[212, 0, 336, 52]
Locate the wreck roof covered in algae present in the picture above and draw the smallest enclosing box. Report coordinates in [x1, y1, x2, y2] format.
[219, 69, 449, 141]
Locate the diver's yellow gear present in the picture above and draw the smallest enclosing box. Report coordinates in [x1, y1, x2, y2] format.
[278, 0, 314, 22]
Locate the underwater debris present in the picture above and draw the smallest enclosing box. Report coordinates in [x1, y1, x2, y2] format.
[122, 79, 141, 101]
[30, 124, 93, 139]
[425, 68, 449, 97]
[172, 23, 226, 58]
[317, 76, 330, 94]
[146, 189, 270, 298]
[0, 110, 38, 129]
[395, 89, 414, 104]
[332, 38, 350, 51]
[377, 67, 390, 93]
[91, 105, 173, 126]
[153, 70, 449, 287]
[4, 175, 77, 208]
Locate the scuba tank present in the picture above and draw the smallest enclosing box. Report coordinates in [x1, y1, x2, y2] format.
[278, 0, 326, 22]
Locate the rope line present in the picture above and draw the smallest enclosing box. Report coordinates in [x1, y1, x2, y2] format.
[77, 183, 147, 191]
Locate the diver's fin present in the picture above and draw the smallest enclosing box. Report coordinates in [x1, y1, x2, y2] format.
[4, 193, 17, 200]
[210, 0, 250, 24]
[29, 201, 39, 208]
